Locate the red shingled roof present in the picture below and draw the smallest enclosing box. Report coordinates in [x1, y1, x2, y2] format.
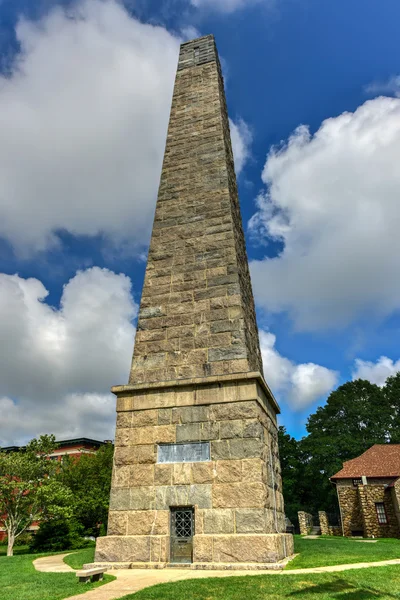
[331, 444, 400, 480]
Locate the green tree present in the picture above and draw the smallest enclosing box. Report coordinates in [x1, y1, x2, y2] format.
[381, 372, 400, 443]
[299, 379, 388, 515]
[278, 426, 305, 524]
[278, 377, 400, 520]
[57, 443, 113, 536]
[0, 435, 73, 556]
[29, 516, 91, 552]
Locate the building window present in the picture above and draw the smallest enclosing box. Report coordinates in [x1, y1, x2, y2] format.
[375, 502, 388, 525]
[353, 478, 362, 486]
[158, 442, 210, 464]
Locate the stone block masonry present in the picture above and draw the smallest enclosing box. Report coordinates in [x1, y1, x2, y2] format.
[130, 35, 262, 385]
[336, 479, 400, 538]
[96, 375, 293, 566]
[94, 34, 293, 568]
[358, 483, 399, 538]
[318, 511, 342, 536]
[298, 511, 313, 536]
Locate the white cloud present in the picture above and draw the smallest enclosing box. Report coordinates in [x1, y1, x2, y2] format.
[260, 331, 338, 409]
[0, 267, 137, 445]
[250, 96, 400, 331]
[352, 356, 400, 387]
[0, 0, 253, 256]
[230, 118, 252, 175]
[365, 75, 400, 98]
[0, 0, 180, 255]
[180, 25, 201, 41]
[190, 0, 264, 13]
[0, 393, 115, 446]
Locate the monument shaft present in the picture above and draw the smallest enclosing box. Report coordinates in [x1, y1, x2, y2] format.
[130, 36, 262, 385]
[95, 35, 293, 568]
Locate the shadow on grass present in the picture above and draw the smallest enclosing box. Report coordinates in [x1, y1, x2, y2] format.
[289, 578, 397, 599]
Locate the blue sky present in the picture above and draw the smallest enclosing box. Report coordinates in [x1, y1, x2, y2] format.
[1, 0, 400, 444]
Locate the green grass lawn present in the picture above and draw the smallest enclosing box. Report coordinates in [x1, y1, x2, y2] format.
[2, 536, 400, 600]
[289, 535, 400, 569]
[120, 565, 400, 600]
[55, 536, 400, 572]
[0, 544, 30, 556]
[63, 546, 95, 569]
[115, 536, 400, 600]
[0, 549, 112, 600]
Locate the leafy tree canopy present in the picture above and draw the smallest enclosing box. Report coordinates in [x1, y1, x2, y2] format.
[278, 373, 400, 524]
[0, 434, 73, 556]
[56, 442, 113, 536]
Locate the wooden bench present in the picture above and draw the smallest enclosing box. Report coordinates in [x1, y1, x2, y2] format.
[76, 567, 106, 583]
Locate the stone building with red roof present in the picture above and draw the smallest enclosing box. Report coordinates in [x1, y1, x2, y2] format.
[331, 445, 400, 538]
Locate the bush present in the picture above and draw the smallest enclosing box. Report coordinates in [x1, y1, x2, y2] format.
[0, 532, 33, 548]
[14, 532, 33, 546]
[29, 518, 93, 552]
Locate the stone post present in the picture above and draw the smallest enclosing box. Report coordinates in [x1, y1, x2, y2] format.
[298, 511, 313, 535]
[318, 511, 329, 535]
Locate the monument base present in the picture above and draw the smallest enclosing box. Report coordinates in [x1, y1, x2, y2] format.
[97, 372, 293, 569]
[90, 533, 293, 569]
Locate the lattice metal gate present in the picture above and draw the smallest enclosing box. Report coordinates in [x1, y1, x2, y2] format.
[170, 507, 194, 564]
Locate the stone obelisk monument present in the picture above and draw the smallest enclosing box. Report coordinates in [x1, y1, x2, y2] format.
[95, 35, 293, 568]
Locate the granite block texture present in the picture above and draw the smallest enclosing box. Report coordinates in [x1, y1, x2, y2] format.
[95, 34, 292, 568]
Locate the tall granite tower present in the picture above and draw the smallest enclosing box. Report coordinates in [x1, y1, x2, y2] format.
[95, 35, 293, 568]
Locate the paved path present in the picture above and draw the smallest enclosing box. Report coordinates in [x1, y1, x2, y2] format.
[32, 553, 400, 600]
[285, 557, 400, 574]
[33, 553, 74, 573]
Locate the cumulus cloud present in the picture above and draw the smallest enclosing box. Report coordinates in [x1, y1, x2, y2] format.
[230, 118, 252, 175]
[250, 96, 400, 331]
[180, 25, 201, 40]
[365, 75, 400, 98]
[0, 394, 115, 446]
[0, 267, 137, 445]
[0, 0, 180, 255]
[260, 331, 338, 409]
[352, 356, 400, 387]
[0, 1, 251, 255]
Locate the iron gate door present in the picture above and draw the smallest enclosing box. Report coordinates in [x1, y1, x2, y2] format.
[170, 507, 194, 564]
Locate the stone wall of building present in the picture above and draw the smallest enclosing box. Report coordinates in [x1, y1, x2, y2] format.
[336, 479, 400, 538]
[95, 376, 293, 566]
[327, 526, 342, 536]
[129, 35, 263, 386]
[298, 511, 313, 535]
[391, 478, 400, 531]
[358, 484, 400, 538]
[337, 485, 364, 536]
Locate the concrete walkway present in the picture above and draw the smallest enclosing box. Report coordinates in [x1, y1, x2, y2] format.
[285, 557, 400, 574]
[33, 553, 74, 573]
[32, 554, 400, 600]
